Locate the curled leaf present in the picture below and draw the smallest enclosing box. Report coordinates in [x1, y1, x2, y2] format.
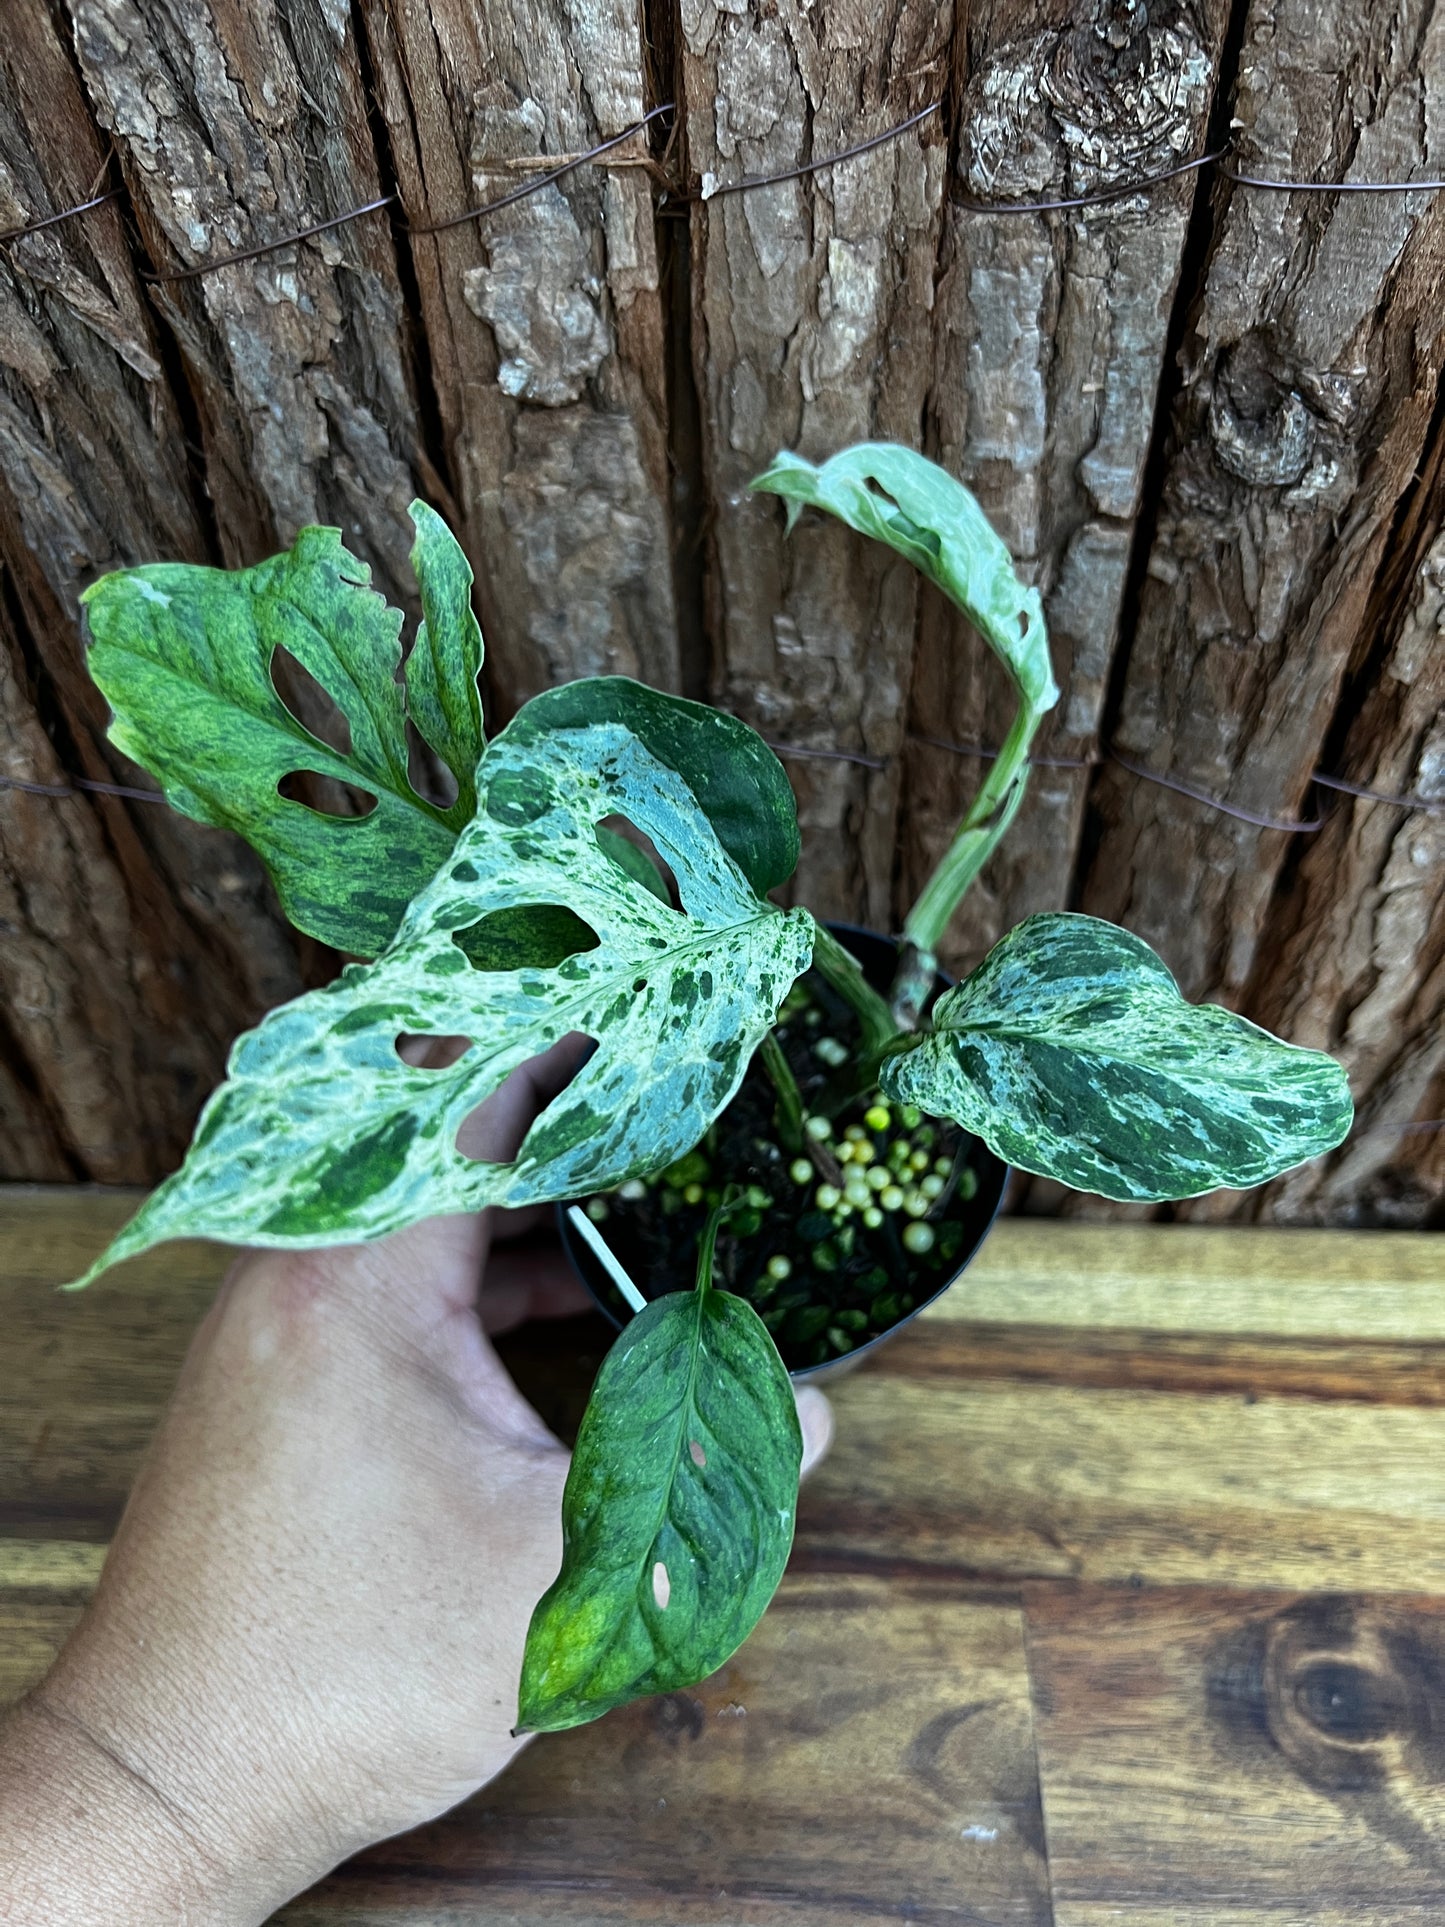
[82, 504, 485, 956]
[750, 443, 1057, 715]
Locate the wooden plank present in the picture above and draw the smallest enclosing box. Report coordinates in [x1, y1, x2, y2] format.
[923, 1223, 1445, 1342]
[681, 0, 953, 932]
[277, 1576, 1051, 1925]
[5, 1194, 1442, 1337]
[904, 0, 1232, 972]
[5, 1194, 1443, 1584]
[0, 4, 305, 1184]
[0, 1565, 1050, 1925]
[1026, 1583, 1445, 1923]
[797, 1335, 1445, 1591]
[358, 0, 679, 710]
[1076, 0, 1445, 1026]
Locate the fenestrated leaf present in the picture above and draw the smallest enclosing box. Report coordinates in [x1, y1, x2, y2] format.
[596, 824, 670, 902]
[750, 443, 1058, 715]
[69, 722, 813, 1288]
[517, 1212, 801, 1733]
[882, 913, 1354, 1201]
[505, 677, 800, 897]
[80, 502, 485, 956]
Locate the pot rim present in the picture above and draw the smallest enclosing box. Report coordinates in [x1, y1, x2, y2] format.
[556, 920, 1010, 1384]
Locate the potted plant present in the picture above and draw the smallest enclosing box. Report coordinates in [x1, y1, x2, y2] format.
[70, 444, 1352, 1736]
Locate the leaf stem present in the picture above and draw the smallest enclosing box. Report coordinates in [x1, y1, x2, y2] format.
[758, 1030, 805, 1153]
[758, 1029, 843, 1185]
[810, 921, 899, 1063]
[892, 696, 1044, 1028]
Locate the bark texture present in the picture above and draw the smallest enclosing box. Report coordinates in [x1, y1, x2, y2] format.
[1078, 0, 1445, 1008]
[681, 0, 953, 929]
[904, 0, 1230, 969]
[0, 1, 304, 1181]
[359, 0, 679, 709]
[0, 0, 1440, 1222]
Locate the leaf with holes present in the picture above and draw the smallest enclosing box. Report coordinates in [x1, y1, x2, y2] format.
[750, 442, 1058, 714]
[80, 502, 485, 956]
[882, 913, 1354, 1201]
[517, 1210, 801, 1732]
[68, 722, 814, 1288]
[508, 677, 800, 897]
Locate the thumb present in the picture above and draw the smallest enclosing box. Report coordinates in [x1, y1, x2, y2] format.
[795, 1386, 833, 1480]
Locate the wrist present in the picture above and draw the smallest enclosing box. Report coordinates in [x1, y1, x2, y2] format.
[1, 1637, 332, 1927]
[0, 1690, 244, 1927]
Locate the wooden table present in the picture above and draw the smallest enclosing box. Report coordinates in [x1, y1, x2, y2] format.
[3, 1189, 1444, 1924]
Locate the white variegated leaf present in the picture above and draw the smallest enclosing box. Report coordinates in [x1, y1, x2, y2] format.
[883, 913, 1354, 1202]
[71, 724, 813, 1288]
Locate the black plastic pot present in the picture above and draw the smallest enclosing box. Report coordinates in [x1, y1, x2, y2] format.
[558, 923, 1009, 1385]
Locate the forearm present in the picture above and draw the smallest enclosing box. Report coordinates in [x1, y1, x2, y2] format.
[0, 1689, 241, 1927]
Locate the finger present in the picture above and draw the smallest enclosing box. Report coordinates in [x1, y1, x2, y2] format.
[795, 1386, 833, 1481]
[455, 1032, 592, 1165]
[491, 1203, 553, 1244]
[480, 1244, 596, 1334]
[364, 1034, 594, 1303]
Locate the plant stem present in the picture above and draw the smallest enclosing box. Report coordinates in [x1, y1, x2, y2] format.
[892, 696, 1044, 1028]
[759, 1030, 805, 1154]
[759, 1027, 843, 1185]
[810, 921, 899, 1063]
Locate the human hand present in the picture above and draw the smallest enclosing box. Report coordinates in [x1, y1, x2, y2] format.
[0, 1044, 833, 1926]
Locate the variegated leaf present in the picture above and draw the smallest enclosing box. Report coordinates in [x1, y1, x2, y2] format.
[70, 724, 813, 1288]
[750, 442, 1058, 714]
[518, 1209, 800, 1733]
[81, 503, 483, 956]
[510, 677, 800, 898]
[883, 913, 1354, 1201]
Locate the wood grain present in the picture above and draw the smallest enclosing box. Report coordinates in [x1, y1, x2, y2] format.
[4, 1195, 1445, 1919]
[278, 1578, 1050, 1924]
[1027, 1584, 1445, 1923]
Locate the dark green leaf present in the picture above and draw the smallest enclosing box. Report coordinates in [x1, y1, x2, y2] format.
[517, 1217, 801, 1732]
[81, 503, 484, 955]
[750, 443, 1058, 715]
[883, 913, 1354, 1201]
[503, 677, 800, 897]
[70, 722, 813, 1287]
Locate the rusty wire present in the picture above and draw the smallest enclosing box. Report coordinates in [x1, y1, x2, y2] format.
[4, 103, 1443, 1141]
[689, 102, 941, 202]
[765, 733, 1439, 835]
[9, 94, 1445, 269]
[0, 188, 122, 248]
[954, 146, 1227, 215]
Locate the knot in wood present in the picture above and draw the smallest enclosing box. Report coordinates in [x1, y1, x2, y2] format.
[960, 3, 1210, 208]
[1208, 335, 1319, 488]
[1206, 1599, 1445, 1798]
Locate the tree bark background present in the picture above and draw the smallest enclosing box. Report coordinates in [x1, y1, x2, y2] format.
[0, 0, 1440, 1224]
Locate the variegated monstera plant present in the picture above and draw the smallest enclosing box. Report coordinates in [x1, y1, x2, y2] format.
[72, 445, 1352, 1733]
